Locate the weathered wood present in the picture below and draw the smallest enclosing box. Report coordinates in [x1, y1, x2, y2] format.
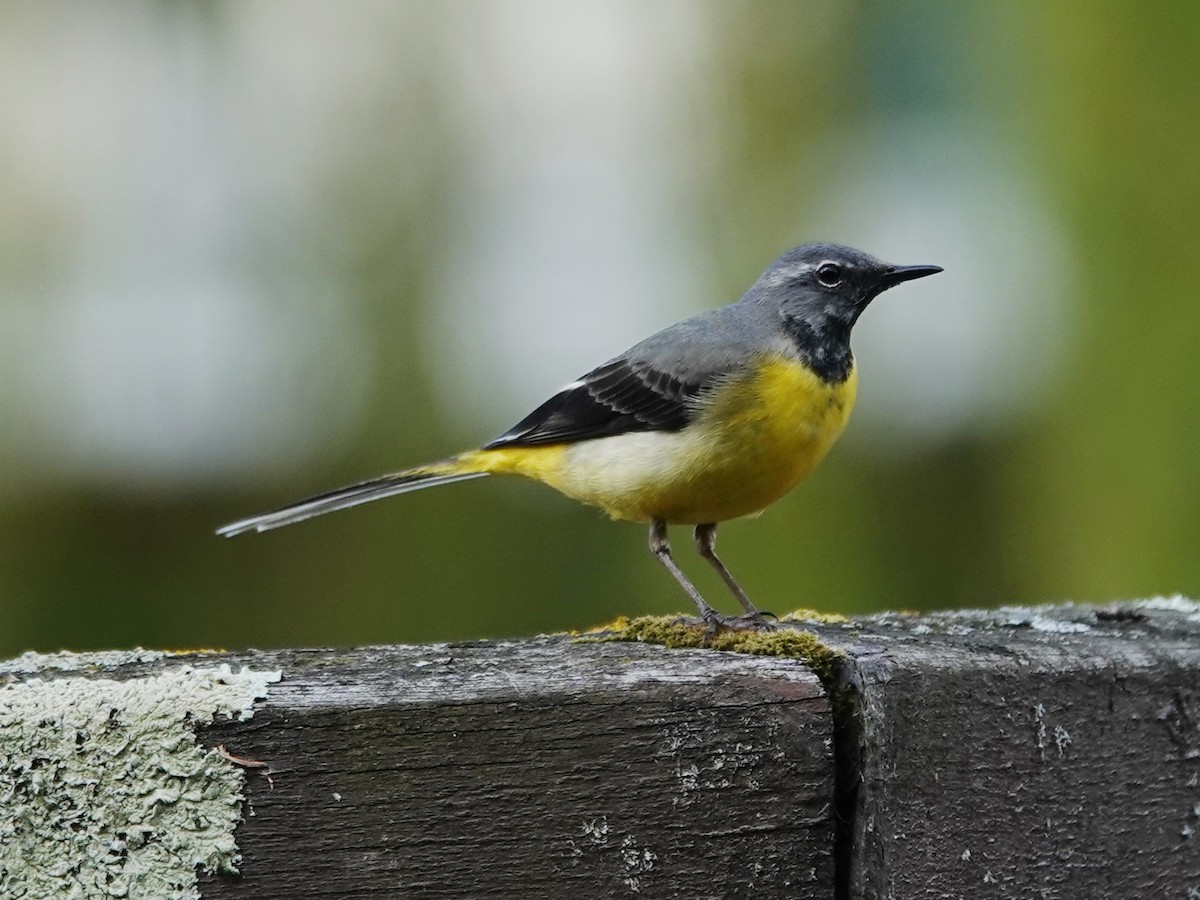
[803, 599, 1200, 899]
[1, 640, 832, 899]
[4, 598, 1199, 899]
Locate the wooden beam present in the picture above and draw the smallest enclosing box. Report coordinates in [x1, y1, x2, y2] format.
[1, 639, 833, 899]
[809, 599, 1200, 899]
[2, 598, 1198, 898]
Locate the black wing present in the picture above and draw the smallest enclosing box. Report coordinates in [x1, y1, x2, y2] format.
[484, 356, 712, 449]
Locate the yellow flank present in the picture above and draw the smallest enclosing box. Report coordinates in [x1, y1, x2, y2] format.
[459, 353, 858, 525]
[458, 442, 570, 483]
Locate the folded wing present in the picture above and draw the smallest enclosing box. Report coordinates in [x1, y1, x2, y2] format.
[485, 355, 710, 448]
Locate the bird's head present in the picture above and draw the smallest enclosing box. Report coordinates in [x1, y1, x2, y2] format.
[755, 243, 942, 332]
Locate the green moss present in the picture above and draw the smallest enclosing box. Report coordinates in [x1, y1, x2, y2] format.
[778, 607, 850, 625]
[582, 614, 846, 690]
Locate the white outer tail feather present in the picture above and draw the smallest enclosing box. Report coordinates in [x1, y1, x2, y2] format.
[216, 471, 489, 537]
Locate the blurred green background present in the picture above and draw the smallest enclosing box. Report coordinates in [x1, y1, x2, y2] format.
[1, 1, 1197, 656]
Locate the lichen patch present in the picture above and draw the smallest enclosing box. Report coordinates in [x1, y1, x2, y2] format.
[0, 663, 280, 899]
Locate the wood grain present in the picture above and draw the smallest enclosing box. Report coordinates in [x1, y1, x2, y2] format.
[803, 600, 1200, 899]
[196, 640, 833, 899]
[7, 599, 1199, 898]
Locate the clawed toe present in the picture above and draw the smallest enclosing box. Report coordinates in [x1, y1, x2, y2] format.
[720, 611, 779, 632]
[672, 609, 779, 635]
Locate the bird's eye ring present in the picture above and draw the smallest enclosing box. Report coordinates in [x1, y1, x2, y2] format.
[816, 263, 843, 288]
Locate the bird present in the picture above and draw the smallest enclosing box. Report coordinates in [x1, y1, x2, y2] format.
[218, 243, 941, 630]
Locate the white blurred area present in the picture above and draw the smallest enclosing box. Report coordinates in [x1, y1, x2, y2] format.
[0, 3, 400, 489]
[0, 2, 1072, 492]
[812, 119, 1073, 452]
[435, 10, 1072, 452]
[428, 2, 716, 434]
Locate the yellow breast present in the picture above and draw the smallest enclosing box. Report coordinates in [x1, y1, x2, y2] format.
[652, 355, 858, 523]
[488, 354, 859, 524]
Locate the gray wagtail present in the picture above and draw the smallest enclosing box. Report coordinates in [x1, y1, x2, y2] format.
[219, 243, 941, 630]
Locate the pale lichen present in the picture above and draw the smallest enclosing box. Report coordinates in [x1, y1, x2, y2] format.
[0, 662, 280, 899]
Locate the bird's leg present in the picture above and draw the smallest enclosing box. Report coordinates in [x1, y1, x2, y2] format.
[694, 523, 777, 628]
[649, 518, 720, 627]
[649, 520, 775, 633]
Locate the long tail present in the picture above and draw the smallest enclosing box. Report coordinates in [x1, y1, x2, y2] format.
[216, 455, 489, 537]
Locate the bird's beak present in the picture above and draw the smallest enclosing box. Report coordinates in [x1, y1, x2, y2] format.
[878, 264, 943, 290]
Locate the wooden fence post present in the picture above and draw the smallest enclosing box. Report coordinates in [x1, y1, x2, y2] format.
[2, 598, 1198, 898]
[2, 639, 832, 899]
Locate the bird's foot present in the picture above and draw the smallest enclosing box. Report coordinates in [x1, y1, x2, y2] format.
[715, 610, 779, 633]
[673, 609, 779, 635]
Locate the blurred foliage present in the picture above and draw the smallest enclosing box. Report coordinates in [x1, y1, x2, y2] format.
[1, 1, 1199, 656]
[1017, 1, 1200, 602]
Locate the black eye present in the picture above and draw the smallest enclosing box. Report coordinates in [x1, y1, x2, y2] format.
[816, 263, 843, 288]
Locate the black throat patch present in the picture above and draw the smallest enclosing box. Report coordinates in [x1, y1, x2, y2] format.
[781, 313, 855, 384]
